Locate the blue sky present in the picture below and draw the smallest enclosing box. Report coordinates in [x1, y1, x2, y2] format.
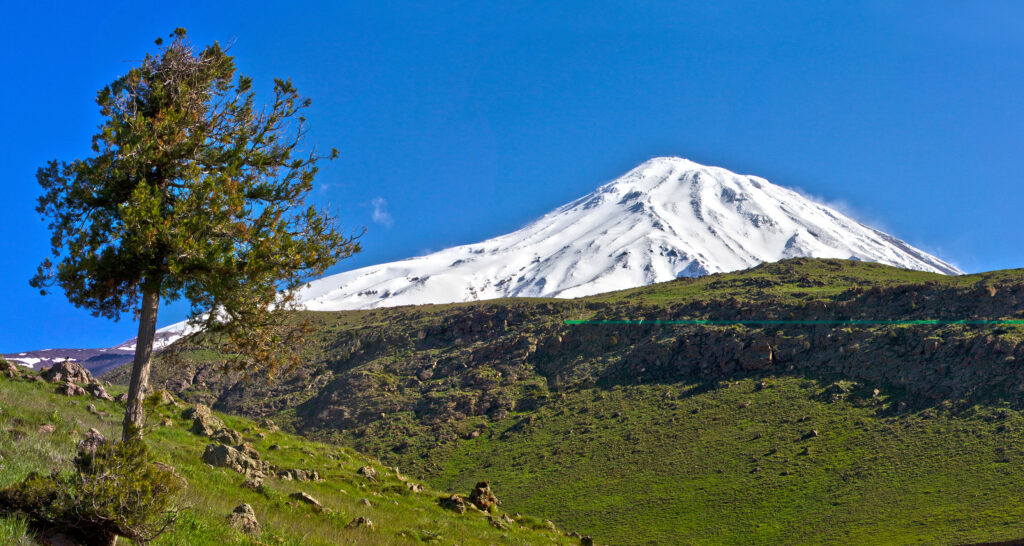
[2, 2, 1023, 352]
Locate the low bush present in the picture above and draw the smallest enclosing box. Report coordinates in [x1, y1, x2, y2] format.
[0, 439, 183, 545]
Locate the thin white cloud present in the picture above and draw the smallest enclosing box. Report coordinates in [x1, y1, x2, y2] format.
[371, 197, 394, 227]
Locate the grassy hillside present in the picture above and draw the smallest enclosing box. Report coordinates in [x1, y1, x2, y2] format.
[109, 258, 1024, 544]
[0, 368, 579, 545]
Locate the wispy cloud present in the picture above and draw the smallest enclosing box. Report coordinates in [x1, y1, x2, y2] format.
[371, 197, 394, 227]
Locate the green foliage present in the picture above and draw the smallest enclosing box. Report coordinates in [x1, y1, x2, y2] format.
[30, 28, 360, 374]
[0, 440, 183, 543]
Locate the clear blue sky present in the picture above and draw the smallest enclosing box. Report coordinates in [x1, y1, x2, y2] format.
[2, 2, 1023, 352]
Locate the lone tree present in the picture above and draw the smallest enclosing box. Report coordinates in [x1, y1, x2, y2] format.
[32, 28, 360, 441]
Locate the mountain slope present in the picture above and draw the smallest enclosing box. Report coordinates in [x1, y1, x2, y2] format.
[114, 259, 1024, 544]
[300, 157, 960, 311]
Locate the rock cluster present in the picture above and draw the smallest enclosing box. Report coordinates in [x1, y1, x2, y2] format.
[41, 360, 93, 384]
[277, 468, 321, 482]
[37, 360, 113, 401]
[346, 516, 374, 530]
[201, 443, 271, 479]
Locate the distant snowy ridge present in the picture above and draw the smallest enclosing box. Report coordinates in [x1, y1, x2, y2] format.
[5, 328, 187, 372]
[299, 157, 960, 311]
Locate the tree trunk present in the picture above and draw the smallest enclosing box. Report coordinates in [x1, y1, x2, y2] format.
[122, 282, 161, 441]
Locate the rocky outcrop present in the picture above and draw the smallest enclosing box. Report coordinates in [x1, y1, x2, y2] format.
[41, 360, 94, 385]
[201, 444, 269, 478]
[468, 481, 498, 511]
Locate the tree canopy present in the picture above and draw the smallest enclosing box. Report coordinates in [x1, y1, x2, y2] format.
[31, 28, 360, 438]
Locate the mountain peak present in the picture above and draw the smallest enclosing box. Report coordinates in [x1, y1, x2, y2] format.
[297, 158, 961, 311]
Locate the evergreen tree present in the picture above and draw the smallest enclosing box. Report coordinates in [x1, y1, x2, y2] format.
[31, 28, 360, 441]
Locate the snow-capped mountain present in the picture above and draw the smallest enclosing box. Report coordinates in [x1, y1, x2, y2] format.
[4, 156, 961, 372]
[299, 157, 960, 310]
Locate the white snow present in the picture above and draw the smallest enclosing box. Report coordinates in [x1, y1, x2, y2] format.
[298, 157, 960, 311]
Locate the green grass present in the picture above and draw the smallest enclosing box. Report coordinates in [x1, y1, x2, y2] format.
[425, 376, 1024, 544]
[0, 371, 578, 545]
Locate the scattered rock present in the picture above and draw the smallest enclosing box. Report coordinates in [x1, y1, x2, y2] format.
[289, 491, 322, 508]
[38, 424, 55, 434]
[115, 393, 128, 403]
[258, 418, 280, 432]
[161, 417, 173, 427]
[358, 498, 372, 507]
[408, 482, 425, 493]
[227, 503, 260, 535]
[268, 444, 281, 451]
[545, 520, 557, 531]
[468, 481, 498, 511]
[86, 404, 99, 414]
[357, 466, 378, 482]
[439, 494, 466, 514]
[184, 405, 224, 437]
[346, 516, 374, 530]
[803, 429, 819, 440]
[211, 427, 243, 445]
[581, 536, 594, 545]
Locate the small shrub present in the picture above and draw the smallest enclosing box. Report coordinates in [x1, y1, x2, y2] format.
[0, 440, 183, 544]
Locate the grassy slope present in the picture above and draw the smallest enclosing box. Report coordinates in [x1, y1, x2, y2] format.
[432, 377, 1024, 544]
[0, 371, 577, 545]
[111, 259, 1024, 544]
